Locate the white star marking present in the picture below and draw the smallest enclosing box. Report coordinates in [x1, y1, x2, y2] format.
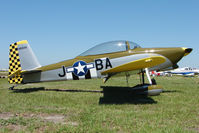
[75, 62, 86, 74]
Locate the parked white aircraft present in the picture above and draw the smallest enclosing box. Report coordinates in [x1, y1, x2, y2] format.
[165, 67, 199, 76]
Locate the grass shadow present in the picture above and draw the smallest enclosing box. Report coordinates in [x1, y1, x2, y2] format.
[12, 87, 45, 93]
[162, 90, 182, 93]
[11, 86, 157, 104]
[11, 87, 102, 93]
[99, 96, 157, 104]
[99, 86, 157, 104]
[44, 88, 102, 93]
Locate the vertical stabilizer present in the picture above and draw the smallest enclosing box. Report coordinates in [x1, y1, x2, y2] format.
[17, 41, 41, 70]
[8, 40, 41, 84]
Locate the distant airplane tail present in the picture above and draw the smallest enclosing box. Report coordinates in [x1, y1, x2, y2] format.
[8, 40, 41, 84]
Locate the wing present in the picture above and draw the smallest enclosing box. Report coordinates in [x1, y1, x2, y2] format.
[101, 56, 166, 75]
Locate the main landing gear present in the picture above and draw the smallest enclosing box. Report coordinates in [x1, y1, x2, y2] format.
[137, 68, 162, 96]
[141, 68, 156, 85]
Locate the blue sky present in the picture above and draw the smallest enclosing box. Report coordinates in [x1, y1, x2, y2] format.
[0, 0, 198, 69]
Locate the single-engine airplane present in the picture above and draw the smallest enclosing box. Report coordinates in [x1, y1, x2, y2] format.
[8, 40, 192, 95]
[165, 67, 199, 77]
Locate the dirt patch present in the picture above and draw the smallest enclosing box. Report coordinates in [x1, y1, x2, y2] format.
[0, 112, 78, 127]
[67, 121, 78, 126]
[39, 114, 79, 126]
[19, 113, 36, 118]
[0, 112, 14, 120]
[6, 124, 25, 132]
[40, 114, 66, 124]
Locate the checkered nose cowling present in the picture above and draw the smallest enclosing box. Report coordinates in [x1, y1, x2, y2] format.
[8, 43, 23, 84]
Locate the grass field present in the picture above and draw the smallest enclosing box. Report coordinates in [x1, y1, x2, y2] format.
[0, 75, 199, 132]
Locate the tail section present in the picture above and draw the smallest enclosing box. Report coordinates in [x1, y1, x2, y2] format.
[8, 40, 41, 84]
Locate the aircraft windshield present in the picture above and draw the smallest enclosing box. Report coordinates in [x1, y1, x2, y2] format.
[79, 40, 141, 56]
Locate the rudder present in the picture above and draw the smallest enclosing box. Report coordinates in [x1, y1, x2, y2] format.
[8, 41, 23, 84]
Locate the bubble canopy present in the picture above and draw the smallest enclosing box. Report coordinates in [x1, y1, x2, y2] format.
[78, 40, 141, 56]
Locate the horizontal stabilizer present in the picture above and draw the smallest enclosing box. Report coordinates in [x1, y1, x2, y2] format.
[8, 69, 41, 78]
[8, 69, 21, 78]
[101, 56, 166, 75]
[21, 70, 41, 74]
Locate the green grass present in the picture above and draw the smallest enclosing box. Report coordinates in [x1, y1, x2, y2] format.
[0, 75, 199, 132]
